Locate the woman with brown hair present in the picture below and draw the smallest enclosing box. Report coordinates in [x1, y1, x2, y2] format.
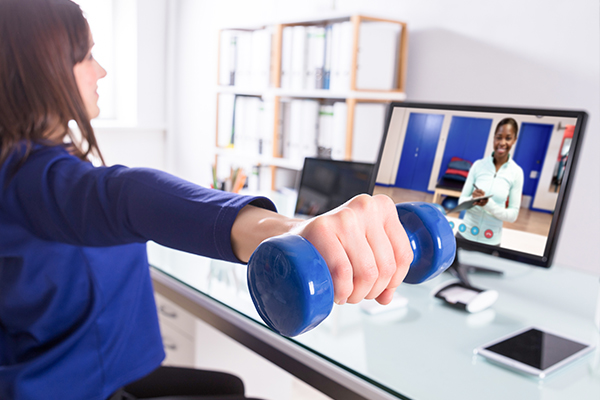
[0, 1, 413, 399]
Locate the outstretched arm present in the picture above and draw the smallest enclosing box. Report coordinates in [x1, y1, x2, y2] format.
[2, 144, 274, 262]
[4, 144, 414, 306]
[231, 194, 414, 306]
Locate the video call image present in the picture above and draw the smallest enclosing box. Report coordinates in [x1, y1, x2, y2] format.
[373, 107, 578, 256]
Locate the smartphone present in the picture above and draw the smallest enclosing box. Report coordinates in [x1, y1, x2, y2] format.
[474, 327, 595, 378]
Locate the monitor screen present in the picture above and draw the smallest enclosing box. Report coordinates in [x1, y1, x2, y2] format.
[295, 158, 375, 217]
[371, 102, 587, 268]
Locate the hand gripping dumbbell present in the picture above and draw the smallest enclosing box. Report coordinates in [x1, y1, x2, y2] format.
[247, 202, 456, 337]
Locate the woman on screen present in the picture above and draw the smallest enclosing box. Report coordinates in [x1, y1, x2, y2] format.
[457, 118, 524, 246]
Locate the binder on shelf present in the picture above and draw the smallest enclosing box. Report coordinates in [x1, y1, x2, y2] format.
[258, 165, 273, 192]
[280, 26, 293, 89]
[331, 101, 348, 160]
[274, 167, 299, 191]
[219, 28, 272, 89]
[330, 21, 352, 92]
[278, 100, 291, 158]
[290, 25, 308, 90]
[305, 26, 316, 90]
[280, 99, 319, 162]
[259, 97, 275, 156]
[351, 103, 387, 163]
[317, 104, 334, 158]
[231, 95, 267, 156]
[232, 95, 248, 152]
[322, 24, 333, 90]
[356, 22, 401, 90]
[246, 165, 259, 192]
[219, 30, 238, 86]
[328, 23, 341, 92]
[340, 21, 353, 91]
[300, 99, 319, 159]
[287, 100, 303, 161]
[235, 32, 253, 88]
[250, 28, 272, 89]
[306, 26, 326, 90]
[217, 93, 236, 147]
[244, 96, 261, 156]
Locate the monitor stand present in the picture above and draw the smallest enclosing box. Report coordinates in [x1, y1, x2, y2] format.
[448, 234, 505, 288]
[432, 249, 503, 313]
[447, 252, 504, 288]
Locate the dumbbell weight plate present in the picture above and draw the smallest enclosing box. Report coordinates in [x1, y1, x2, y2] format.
[247, 234, 334, 337]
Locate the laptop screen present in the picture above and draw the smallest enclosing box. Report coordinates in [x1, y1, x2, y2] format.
[295, 158, 375, 217]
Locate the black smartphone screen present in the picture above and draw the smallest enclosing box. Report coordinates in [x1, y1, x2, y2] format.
[485, 328, 589, 370]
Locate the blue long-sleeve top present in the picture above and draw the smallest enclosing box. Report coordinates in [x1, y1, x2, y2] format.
[0, 143, 276, 400]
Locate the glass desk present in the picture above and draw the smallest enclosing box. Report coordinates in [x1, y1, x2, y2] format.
[148, 242, 600, 400]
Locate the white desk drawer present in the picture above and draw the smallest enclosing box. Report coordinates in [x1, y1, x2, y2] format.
[155, 292, 196, 338]
[160, 320, 195, 368]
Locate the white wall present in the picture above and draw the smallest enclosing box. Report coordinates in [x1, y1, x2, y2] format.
[164, 0, 599, 275]
[96, 0, 168, 170]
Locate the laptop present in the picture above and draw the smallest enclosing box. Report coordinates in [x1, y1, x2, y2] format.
[294, 157, 376, 219]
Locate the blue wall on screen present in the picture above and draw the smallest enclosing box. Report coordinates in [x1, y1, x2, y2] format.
[512, 122, 553, 201]
[395, 113, 444, 192]
[437, 116, 492, 181]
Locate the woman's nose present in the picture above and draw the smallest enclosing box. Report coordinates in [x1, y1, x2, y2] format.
[96, 61, 107, 79]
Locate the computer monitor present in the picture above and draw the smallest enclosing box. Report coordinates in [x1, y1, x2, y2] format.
[371, 102, 587, 286]
[295, 158, 375, 217]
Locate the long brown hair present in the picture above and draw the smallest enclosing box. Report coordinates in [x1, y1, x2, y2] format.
[0, 0, 104, 166]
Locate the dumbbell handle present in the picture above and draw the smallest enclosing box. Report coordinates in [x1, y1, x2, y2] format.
[247, 202, 456, 337]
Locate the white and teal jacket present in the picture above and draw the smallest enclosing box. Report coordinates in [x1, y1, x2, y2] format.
[458, 155, 524, 245]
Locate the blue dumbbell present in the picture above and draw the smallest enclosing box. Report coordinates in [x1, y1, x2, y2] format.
[247, 202, 456, 337]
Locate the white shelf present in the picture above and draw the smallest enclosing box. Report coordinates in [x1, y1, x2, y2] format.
[216, 86, 406, 101]
[219, 12, 405, 31]
[274, 88, 407, 101]
[216, 14, 408, 190]
[271, 12, 353, 26]
[216, 86, 265, 97]
[215, 147, 304, 171]
[219, 12, 354, 31]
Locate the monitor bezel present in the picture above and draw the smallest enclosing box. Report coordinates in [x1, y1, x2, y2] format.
[370, 102, 588, 268]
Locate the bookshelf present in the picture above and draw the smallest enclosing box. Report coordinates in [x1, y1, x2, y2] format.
[214, 14, 408, 191]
